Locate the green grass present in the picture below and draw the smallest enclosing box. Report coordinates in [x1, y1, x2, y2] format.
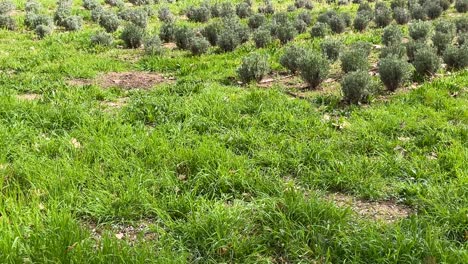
[0, 0, 467, 263]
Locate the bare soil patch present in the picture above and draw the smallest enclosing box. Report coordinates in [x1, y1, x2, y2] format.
[82, 220, 158, 246]
[100, 97, 129, 110]
[16, 93, 41, 101]
[163, 42, 177, 49]
[68, 72, 174, 90]
[326, 193, 413, 223]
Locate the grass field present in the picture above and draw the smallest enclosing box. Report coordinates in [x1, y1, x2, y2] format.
[0, 0, 467, 263]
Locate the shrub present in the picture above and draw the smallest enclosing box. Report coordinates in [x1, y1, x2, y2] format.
[329, 15, 346, 34]
[63, 16, 82, 31]
[91, 31, 113, 46]
[258, 0, 275, 14]
[439, 0, 451, 10]
[340, 49, 370, 73]
[380, 44, 407, 59]
[374, 3, 393, 28]
[341, 71, 372, 104]
[275, 22, 297, 44]
[25, 13, 51, 29]
[158, 6, 174, 23]
[187, 5, 211, 23]
[83, 0, 99, 10]
[218, 29, 240, 52]
[391, 0, 406, 9]
[393, 7, 410, 25]
[253, 28, 272, 48]
[248, 14, 266, 30]
[351, 41, 373, 56]
[353, 15, 369, 31]
[295, 0, 310, 8]
[410, 4, 426, 20]
[174, 25, 195, 50]
[405, 40, 427, 61]
[120, 23, 145, 48]
[91, 7, 104, 22]
[105, 0, 124, 7]
[413, 47, 440, 76]
[304, 1, 314, 9]
[382, 24, 403, 46]
[227, 17, 250, 44]
[0, 0, 14, 14]
[280, 45, 306, 73]
[311, 22, 328, 37]
[119, 8, 148, 28]
[297, 51, 329, 89]
[99, 12, 120, 33]
[423, 1, 442, 20]
[144, 35, 163, 55]
[220, 2, 235, 17]
[236, 2, 252, 18]
[321, 38, 342, 61]
[443, 44, 468, 69]
[189, 36, 210, 55]
[455, 17, 468, 33]
[317, 10, 337, 25]
[54, 1, 72, 27]
[128, 0, 153, 5]
[294, 19, 308, 33]
[35, 24, 52, 39]
[342, 13, 352, 27]
[0, 15, 16, 30]
[432, 32, 454, 54]
[237, 53, 269, 83]
[458, 33, 468, 45]
[378, 55, 412, 91]
[455, 0, 468, 12]
[409, 20, 431, 41]
[358, 2, 373, 13]
[159, 22, 175, 42]
[297, 11, 312, 25]
[202, 22, 221, 46]
[287, 4, 297, 12]
[25, 1, 41, 13]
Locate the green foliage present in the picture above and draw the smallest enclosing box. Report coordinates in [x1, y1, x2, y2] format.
[217, 29, 240, 52]
[25, 0, 41, 13]
[380, 44, 407, 59]
[351, 41, 372, 56]
[340, 48, 370, 73]
[294, 18, 308, 33]
[105, 0, 124, 7]
[99, 12, 120, 33]
[119, 8, 148, 28]
[91, 31, 113, 46]
[393, 7, 410, 25]
[378, 55, 412, 91]
[353, 15, 369, 31]
[405, 40, 427, 61]
[295, 0, 313, 8]
[443, 44, 468, 69]
[90, 7, 104, 22]
[409, 20, 432, 41]
[83, 0, 99, 10]
[25, 13, 51, 30]
[187, 5, 211, 23]
[219, 2, 235, 17]
[158, 6, 174, 23]
[0, 15, 15, 30]
[189, 36, 210, 56]
[35, 24, 52, 39]
[253, 27, 272, 48]
[63, 16, 82, 31]
[329, 15, 346, 34]
[321, 38, 342, 61]
[280, 45, 306, 73]
[236, 2, 252, 18]
[128, 0, 153, 5]
[382, 24, 403, 46]
[341, 70, 372, 103]
[248, 13, 266, 29]
[455, 0, 468, 12]
[174, 25, 195, 50]
[276, 22, 297, 44]
[159, 22, 175, 42]
[120, 23, 146, 49]
[374, 2, 393, 28]
[413, 46, 440, 76]
[144, 35, 163, 55]
[311, 22, 328, 37]
[432, 32, 454, 55]
[237, 53, 270, 83]
[410, 4, 426, 20]
[455, 17, 468, 33]
[54, 0, 72, 27]
[202, 22, 221, 46]
[423, 1, 442, 20]
[0, 0, 14, 14]
[297, 11, 312, 25]
[297, 51, 330, 89]
[258, 0, 275, 14]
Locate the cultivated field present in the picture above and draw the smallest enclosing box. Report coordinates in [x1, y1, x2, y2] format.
[0, 0, 467, 263]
